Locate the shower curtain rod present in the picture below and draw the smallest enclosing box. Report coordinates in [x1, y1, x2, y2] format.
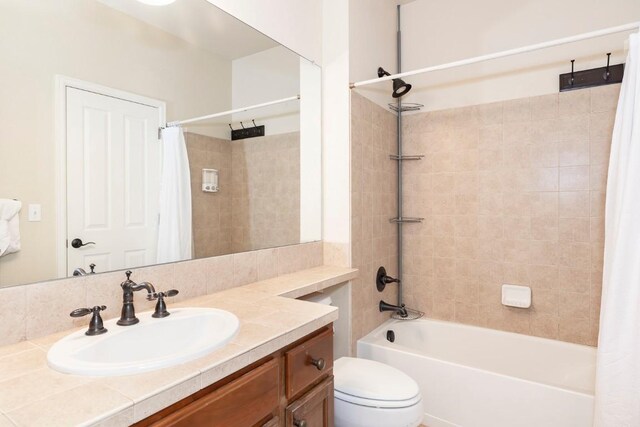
[164, 95, 300, 128]
[349, 21, 640, 89]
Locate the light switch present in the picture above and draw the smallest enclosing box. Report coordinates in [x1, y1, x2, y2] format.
[28, 204, 41, 222]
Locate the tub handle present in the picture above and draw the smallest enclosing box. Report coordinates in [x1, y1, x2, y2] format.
[309, 356, 325, 371]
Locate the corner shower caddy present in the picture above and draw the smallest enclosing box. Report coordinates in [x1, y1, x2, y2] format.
[385, 6, 425, 320]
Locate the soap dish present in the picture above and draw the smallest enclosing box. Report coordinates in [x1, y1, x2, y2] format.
[501, 284, 531, 308]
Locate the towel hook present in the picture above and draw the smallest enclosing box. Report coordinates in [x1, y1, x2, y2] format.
[604, 53, 611, 81]
[228, 123, 234, 131]
[252, 119, 257, 128]
[240, 122, 246, 129]
[570, 59, 575, 86]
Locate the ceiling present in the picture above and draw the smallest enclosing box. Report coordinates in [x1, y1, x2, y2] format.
[96, 0, 279, 60]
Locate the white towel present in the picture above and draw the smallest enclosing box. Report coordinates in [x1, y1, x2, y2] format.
[0, 199, 22, 257]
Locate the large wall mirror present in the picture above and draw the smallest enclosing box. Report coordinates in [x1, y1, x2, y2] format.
[0, 0, 322, 288]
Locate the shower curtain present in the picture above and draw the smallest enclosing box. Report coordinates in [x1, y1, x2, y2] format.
[594, 31, 640, 427]
[157, 127, 192, 263]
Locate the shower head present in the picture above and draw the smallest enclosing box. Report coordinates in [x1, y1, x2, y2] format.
[378, 67, 412, 98]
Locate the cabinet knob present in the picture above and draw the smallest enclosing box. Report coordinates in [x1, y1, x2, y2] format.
[294, 419, 307, 427]
[309, 356, 325, 371]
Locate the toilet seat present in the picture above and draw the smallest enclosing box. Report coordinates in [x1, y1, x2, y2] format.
[334, 389, 422, 409]
[334, 357, 421, 408]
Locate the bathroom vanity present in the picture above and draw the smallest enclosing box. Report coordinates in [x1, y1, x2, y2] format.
[0, 266, 355, 426]
[135, 326, 334, 427]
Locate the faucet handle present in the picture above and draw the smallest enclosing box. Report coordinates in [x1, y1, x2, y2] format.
[120, 270, 134, 289]
[70, 305, 108, 336]
[147, 289, 179, 301]
[70, 305, 106, 317]
[148, 289, 179, 318]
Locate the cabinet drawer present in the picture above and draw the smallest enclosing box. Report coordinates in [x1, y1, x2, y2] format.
[153, 358, 279, 427]
[285, 327, 333, 399]
[286, 376, 334, 427]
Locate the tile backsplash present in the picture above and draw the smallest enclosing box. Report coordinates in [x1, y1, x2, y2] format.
[398, 84, 620, 346]
[0, 242, 323, 346]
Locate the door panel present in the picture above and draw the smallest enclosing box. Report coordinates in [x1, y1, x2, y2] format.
[66, 87, 161, 276]
[82, 107, 111, 229]
[124, 115, 148, 227]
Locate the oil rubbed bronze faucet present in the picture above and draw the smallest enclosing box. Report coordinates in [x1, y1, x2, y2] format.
[117, 270, 156, 326]
[379, 300, 409, 318]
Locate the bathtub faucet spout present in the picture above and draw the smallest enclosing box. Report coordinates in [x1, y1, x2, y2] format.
[379, 300, 408, 318]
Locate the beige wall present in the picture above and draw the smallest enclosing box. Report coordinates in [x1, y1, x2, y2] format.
[206, 0, 323, 65]
[348, 0, 397, 108]
[0, 1, 232, 287]
[398, 84, 619, 346]
[185, 133, 233, 258]
[231, 132, 301, 252]
[397, 0, 640, 112]
[350, 93, 398, 350]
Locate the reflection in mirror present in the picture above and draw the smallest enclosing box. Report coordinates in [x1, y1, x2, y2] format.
[0, 0, 321, 288]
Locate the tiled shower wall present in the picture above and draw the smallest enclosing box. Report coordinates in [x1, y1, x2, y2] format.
[185, 132, 301, 256]
[185, 133, 233, 258]
[399, 84, 619, 346]
[350, 93, 399, 346]
[231, 132, 301, 253]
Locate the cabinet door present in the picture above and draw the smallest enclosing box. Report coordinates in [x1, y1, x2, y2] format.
[285, 376, 334, 427]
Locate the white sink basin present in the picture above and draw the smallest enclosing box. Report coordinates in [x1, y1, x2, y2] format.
[48, 307, 239, 377]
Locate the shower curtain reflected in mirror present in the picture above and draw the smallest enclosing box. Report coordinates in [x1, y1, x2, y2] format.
[594, 31, 640, 426]
[157, 127, 193, 263]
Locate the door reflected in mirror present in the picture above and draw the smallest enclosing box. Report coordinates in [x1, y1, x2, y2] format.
[0, 0, 321, 288]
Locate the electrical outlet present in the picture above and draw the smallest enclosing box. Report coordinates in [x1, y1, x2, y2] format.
[28, 204, 41, 222]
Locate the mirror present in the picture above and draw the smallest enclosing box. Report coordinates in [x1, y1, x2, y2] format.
[0, 0, 322, 288]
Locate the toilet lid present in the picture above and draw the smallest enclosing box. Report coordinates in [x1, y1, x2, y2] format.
[334, 357, 420, 403]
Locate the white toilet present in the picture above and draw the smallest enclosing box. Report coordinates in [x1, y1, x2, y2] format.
[333, 357, 424, 427]
[301, 293, 423, 427]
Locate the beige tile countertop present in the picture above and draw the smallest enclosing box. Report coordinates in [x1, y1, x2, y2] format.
[0, 265, 357, 427]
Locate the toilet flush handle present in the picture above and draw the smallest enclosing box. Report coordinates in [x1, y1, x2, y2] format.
[308, 356, 325, 370]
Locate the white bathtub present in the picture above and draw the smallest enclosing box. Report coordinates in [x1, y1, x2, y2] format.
[357, 318, 596, 427]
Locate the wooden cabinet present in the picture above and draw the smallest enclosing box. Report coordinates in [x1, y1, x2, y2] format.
[135, 325, 334, 427]
[285, 377, 334, 427]
[285, 327, 333, 399]
[150, 358, 280, 427]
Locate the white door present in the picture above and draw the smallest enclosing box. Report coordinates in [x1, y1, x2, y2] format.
[66, 87, 161, 276]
